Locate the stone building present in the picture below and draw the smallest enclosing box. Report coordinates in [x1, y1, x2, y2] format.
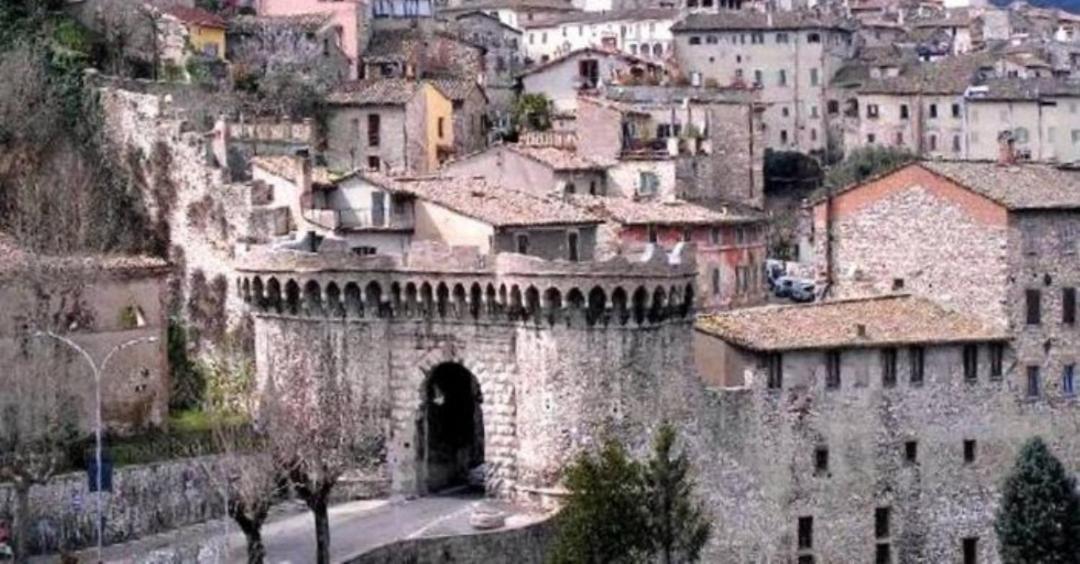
[442, 141, 611, 197]
[671, 10, 855, 155]
[0, 234, 170, 435]
[257, 0, 369, 79]
[362, 27, 486, 83]
[519, 8, 679, 63]
[832, 51, 1080, 162]
[809, 159, 1080, 391]
[227, 13, 352, 84]
[437, 0, 579, 32]
[693, 294, 1044, 563]
[325, 79, 455, 175]
[451, 11, 525, 119]
[237, 240, 698, 500]
[519, 47, 664, 112]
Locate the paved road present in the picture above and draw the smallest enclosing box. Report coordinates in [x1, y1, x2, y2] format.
[34, 492, 544, 564]
[229, 494, 483, 564]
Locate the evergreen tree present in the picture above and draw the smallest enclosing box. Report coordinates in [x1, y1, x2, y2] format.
[643, 424, 712, 564]
[995, 437, 1080, 564]
[550, 439, 650, 564]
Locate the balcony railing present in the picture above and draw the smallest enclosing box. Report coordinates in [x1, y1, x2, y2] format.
[302, 207, 414, 231]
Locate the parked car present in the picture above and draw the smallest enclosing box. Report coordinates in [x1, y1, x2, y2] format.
[773, 276, 796, 297]
[790, 281, 816, 303]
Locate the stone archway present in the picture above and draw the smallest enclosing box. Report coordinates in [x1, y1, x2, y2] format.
[420, 362, 484, 494]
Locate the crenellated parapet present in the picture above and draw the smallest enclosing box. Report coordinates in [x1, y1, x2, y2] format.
[235, 241, 698, 327]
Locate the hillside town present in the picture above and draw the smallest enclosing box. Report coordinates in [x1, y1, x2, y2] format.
[4, 0, 1080, 561]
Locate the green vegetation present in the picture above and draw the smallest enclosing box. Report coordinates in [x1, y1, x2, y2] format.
[169, 319, 206, 411]
[995, 437, 1080, 563]
[823, 145, 916, 192]
[512, 93, 553, 134]
[551, 424, 711, 563]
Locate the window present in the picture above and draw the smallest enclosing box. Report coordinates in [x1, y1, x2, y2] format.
[929, 103, 938, 118]
[990, 344, 1003, 380]
[565, 183, 576, 195]
[639, 172, 659, 196]
[876, 544, 891, 564]
[797, 557, 814, 564]
[825, 350, 841, 389]
[1065, 287, 1076, 324]
[367, 155, 381, 171]
[867, 104, 880, 118]
[900, 104, 909, 119]
[827, 100, 839, 114]
[882, 348, 897, 388]
[952, 103, 961, 118]
[953, 135, 962, 152]
[712, 267, 720, 295]
[782, 106, 790, 117]
[689, 36, 701, 45]
[964, 439, 977, 463]
[706, 35, 718, 44]
[1073, 130, 1080, 145]
[963, 538, 978, 564]
[710, 227, 720, 245]
[516, 233, 529, 254]
[1027, 289, 1042, 324]
[437, 117, 445, 139]
[868, 133, 876, 144]
[1065, 364, 1076, 396]
[797, 516, 813, 550]
[809, 68, 819, 86]
[963, 345, 978, 382]
[751, 32, 764, 44]
[367, 114, 381, 147]
[810, 105, 819, 118]
[814, 446, 828, 475]
[929, 134, 937, 151]
[904, 440, 918, 464]
[1014, 127, 1030, 144]
[567, 231, 579, 262]
[1027, 365, 1041, 398]
[648, 224, 658, 243]
[780, 130, 789, 144]
[776, 32, 789, 43]
[754, 69, 763, 86]
[910, 346, 925, 386]
[767, 354, 783, 389]
[589, 180, 598, 195]
[875, 507, 890, 538]
[807, 32, 821, 43]
[810, 128, 817, 142]
[895, 132, 903, 146]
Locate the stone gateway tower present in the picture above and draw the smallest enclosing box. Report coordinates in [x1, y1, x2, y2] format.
[237, 242, 698, 503]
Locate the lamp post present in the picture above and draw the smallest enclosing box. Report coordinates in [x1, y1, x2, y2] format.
[31, 331, 159, 564]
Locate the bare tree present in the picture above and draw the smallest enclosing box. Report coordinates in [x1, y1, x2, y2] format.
[194, 343, 283, 564]
[261, 328, 386, 564]
[229, 19, 339, 117]
[0, 339, 83, 560]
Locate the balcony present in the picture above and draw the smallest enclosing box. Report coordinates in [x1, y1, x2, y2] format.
[302, 207, 414, 232]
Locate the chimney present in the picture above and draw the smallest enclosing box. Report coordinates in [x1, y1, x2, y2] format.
[997, 130, 1017, 166]
[295, 156, 313, 198]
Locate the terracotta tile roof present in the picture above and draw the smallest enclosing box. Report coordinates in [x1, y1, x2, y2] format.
[672, 10, 851, 32]
[506, 144, 611, 170]
[440, 0, 577, 14]
[971, 77, 1080, 100]
[230, 13, 335, 33]
[696, 295, 1005, 352]
[163, 5, 228, 29]
[0, 232, 168, 278]
[921, 161, 1080, 210]
[854, 52, 995, 95]
[364, 28, 484, 63]
[327, 79, 426, 105]
[569, 195, 761, 226]
[368, 174, 602, 227]
[521, 7, 678, 29]
[429, 78, 485, 103]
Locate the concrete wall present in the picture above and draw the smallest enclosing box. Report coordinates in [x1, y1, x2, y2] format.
[413, 201, 495, 252]
[521, 53, 643, 113]
[493, 226, 597, 261]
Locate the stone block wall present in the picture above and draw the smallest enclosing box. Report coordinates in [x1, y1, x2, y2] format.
[0, 457, 227, 555]
[345, 518, 555, 564]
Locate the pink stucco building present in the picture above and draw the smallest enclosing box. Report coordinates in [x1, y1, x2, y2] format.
[257, 0, 368, 78]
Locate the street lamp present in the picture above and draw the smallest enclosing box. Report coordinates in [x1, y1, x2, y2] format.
[31, 331, 159, 564]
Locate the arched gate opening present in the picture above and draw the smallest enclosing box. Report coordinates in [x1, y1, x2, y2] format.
[420, 362, 484, 493]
